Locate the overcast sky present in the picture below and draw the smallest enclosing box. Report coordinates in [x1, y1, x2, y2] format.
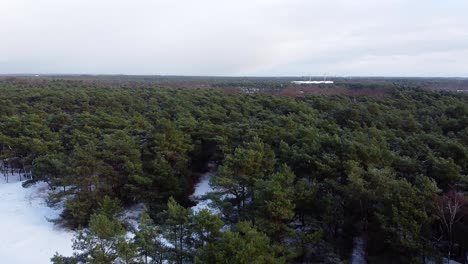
[0, 0, 467, 76]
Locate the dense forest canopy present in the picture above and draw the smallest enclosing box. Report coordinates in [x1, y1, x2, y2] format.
[0, 79, 467, 263]
[2, 75, 467, 92]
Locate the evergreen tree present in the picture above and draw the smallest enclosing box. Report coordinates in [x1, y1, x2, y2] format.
[254, 165, 295, 240]
[210, 137, 275, 222]
[162, 197, 192, 264]
[134, 211, 167, 264]
[197, 221, 285, 264]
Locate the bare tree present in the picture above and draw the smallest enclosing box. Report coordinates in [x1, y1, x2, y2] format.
[434, 190, 466, 263]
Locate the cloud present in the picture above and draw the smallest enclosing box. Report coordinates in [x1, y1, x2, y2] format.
[0, 0, 467, 76]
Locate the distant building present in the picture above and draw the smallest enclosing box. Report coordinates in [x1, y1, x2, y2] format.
[291, 80, 334, 84]
[241, 87, 260, 94]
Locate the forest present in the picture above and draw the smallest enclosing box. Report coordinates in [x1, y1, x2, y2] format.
[0, 78, 467, 263]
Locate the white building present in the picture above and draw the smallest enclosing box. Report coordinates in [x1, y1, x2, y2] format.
[291, 80, 334, 84]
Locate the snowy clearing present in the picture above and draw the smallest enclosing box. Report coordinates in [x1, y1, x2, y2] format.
[351, 236, 366, 264]
[0, 173, 73, 264]
[190, 171, 215, 213]
[0, 167, 217, 263]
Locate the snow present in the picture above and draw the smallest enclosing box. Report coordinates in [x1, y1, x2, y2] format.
[0, 173, 74, 264]
[0, 163, 217, 264]
[0, 165, 217, 264]
[121, 203, 146, 232]
[351, 236, 366, 264]
[192, 172, 214, 198]
[425, 258, 462, 264]
[190, 171, 215, 213]
[443, 259, 462, 264]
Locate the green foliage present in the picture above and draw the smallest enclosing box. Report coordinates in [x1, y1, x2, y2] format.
[0, 80, 466, 262]
[97, 196, 124, 219]
[210, 137, 275, 222]
[134, 211, 166, 264]
[53, 198, 130, 264]
[163, 197, 192, 263]
[254, 165, 295, 239]
[191, 209, 224, 247]
[197, 221, 286, 264]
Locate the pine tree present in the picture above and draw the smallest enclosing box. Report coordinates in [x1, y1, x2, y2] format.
[53, 197, 132, 264]
[197, 221, 285, 264]
[254, 165, 295, 240]
[191, 209, 223, 250]
[134, 211, 167, 264]
[162, 197, 191, 264]
[210, 137, 275, 222]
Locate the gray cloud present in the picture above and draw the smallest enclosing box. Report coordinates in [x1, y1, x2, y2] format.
[0, 0, 467, 76]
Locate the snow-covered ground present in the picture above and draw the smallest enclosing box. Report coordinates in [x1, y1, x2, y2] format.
[121, 203, 146, 232]
[0, 167, 217, 263]
[0, 173, 73, 264]
[190, 171, 215, 213]
[350, 236, 367, 264]
[425, 258, 462, 264]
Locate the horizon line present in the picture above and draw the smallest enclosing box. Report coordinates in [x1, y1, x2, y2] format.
[0, 73, 467, 79]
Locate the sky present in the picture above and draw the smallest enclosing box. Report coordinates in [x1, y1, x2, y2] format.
[0, 0, 467, 76]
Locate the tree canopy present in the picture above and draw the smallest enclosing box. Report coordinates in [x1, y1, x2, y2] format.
[0, 79, 466, 263]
